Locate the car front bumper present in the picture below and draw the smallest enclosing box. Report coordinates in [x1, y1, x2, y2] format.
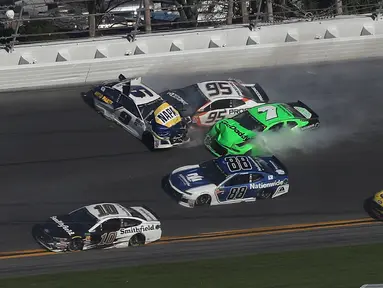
[32, 225, 69, 252]
[153, 133, 190, 149]
[168, 177, 196, 208]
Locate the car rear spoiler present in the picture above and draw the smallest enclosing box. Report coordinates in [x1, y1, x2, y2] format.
[250, 83, 270, 103]
[142, 205, 161, 220]
[287, 100, 319, 120]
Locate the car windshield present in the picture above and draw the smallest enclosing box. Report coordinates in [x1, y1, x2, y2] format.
[232, 110, 265, 132]
[163, 84, 208, 114]
[69, 208, 98, 231]
[138, 98, 164, 120]
[199, 159, 227, 185]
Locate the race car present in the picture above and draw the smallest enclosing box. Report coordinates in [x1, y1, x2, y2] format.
[204, 101, 319, 157]
[159, 78, 269, 127]
[367, 190, 383, 220]
[82, 74, 190, 150]
[32, 203, 162, 252]
[167, 155, 289, 208]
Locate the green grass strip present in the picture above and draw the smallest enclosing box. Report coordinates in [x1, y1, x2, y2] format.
[3, 243, 383, 288]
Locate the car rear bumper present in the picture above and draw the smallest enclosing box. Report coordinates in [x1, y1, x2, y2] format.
[204, 135, 227, 157]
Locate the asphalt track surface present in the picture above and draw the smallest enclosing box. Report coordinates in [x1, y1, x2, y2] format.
[1, 58, 383, 276]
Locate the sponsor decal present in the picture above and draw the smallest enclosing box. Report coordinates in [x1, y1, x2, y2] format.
[154, 102, 181, 128]
[178, 174, 190, 186]
[94, 91, 113, 105]
[186, 173, 203, 183]
[222, 121, 250, 141]
[50, 216, 75, 236]
[251, 87, 264, 101]
[166, 92, 189, 106]
[228, 108, 248, 115]
[294, 106, 312, 119]
[301, 122, 319, 131]
[120, 225, 155, 234]
[250, 179, 285, 189]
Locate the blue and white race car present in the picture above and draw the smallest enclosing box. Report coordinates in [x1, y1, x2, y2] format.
[167, 155, 289, 208]
[82, 74, 190, 150]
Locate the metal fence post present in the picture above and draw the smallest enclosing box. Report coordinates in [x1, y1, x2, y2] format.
[9, 1, 24, 53]
[144, 0, 151, 33]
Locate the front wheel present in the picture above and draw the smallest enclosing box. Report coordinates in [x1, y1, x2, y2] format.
[195, 194, 211, 207]
[68, 237, 84, 251]
[142, 133, 155, 151]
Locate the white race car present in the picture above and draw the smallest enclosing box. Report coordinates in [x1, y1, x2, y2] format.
[160, 78, 269, 127]
[32, 203, 162, 252]
[83, 74, 190, 150]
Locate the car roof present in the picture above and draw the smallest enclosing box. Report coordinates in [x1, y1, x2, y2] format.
[214, 155, 270, 175]
[248, 103, 299, 126]
[84, 203, 132, 221]
[196, 80, 246, 100]
[111, 81, 162, 106]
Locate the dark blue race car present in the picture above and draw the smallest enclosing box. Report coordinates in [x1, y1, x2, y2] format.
[167, 155, 289, 208]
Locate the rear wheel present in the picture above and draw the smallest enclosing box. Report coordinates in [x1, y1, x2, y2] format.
[129, 234, 146, 247]
[195, 194, 211, 206]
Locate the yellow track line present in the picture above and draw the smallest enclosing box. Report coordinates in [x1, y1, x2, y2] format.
[0, 217, 378, 260]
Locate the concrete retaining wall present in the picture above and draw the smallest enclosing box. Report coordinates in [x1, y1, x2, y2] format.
[0, 16, 382, 91]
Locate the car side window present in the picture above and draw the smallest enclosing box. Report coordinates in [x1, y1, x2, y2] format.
[102, 218, 121, 232]
[201, 104, 211, 112]
[286, 121, 298, 129]
[211, 99, 231, 110]
[231, 99, 245, 108]
[225, 174, 250, 186]
[268, 122, 284, 132]
[119, 95, 141, 119]
[121, 218, 142, 228]
[250, 173, 263, 182]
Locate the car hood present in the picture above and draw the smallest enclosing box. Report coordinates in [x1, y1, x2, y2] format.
[41, 215, 86, 238]
[160, 91, 194, 117]
[215, 119, 256, 147]
[170, 166, 215, 192]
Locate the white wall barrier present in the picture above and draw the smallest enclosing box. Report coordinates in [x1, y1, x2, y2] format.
[0, 16, 383, 91]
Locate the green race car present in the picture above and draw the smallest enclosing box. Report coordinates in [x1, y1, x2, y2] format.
[204, 101, 319, 156]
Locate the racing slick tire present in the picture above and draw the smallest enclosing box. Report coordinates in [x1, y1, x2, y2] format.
[142, 133, 155, 151]
[129, 234, 145, 247]
[245, 149, 252, 156]
[68, 237, 84, 251]
[195, 194, 211, 207]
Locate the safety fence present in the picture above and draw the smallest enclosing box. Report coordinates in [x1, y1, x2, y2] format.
[0, 0, 382, 51]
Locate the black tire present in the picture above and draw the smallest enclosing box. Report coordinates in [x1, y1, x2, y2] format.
[195, 194, 212, 206]
[245, 149, 252, 156]
[68, 237, 84, 251]
[142, 133, 155, 151]
[129, 234, 145, 247]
